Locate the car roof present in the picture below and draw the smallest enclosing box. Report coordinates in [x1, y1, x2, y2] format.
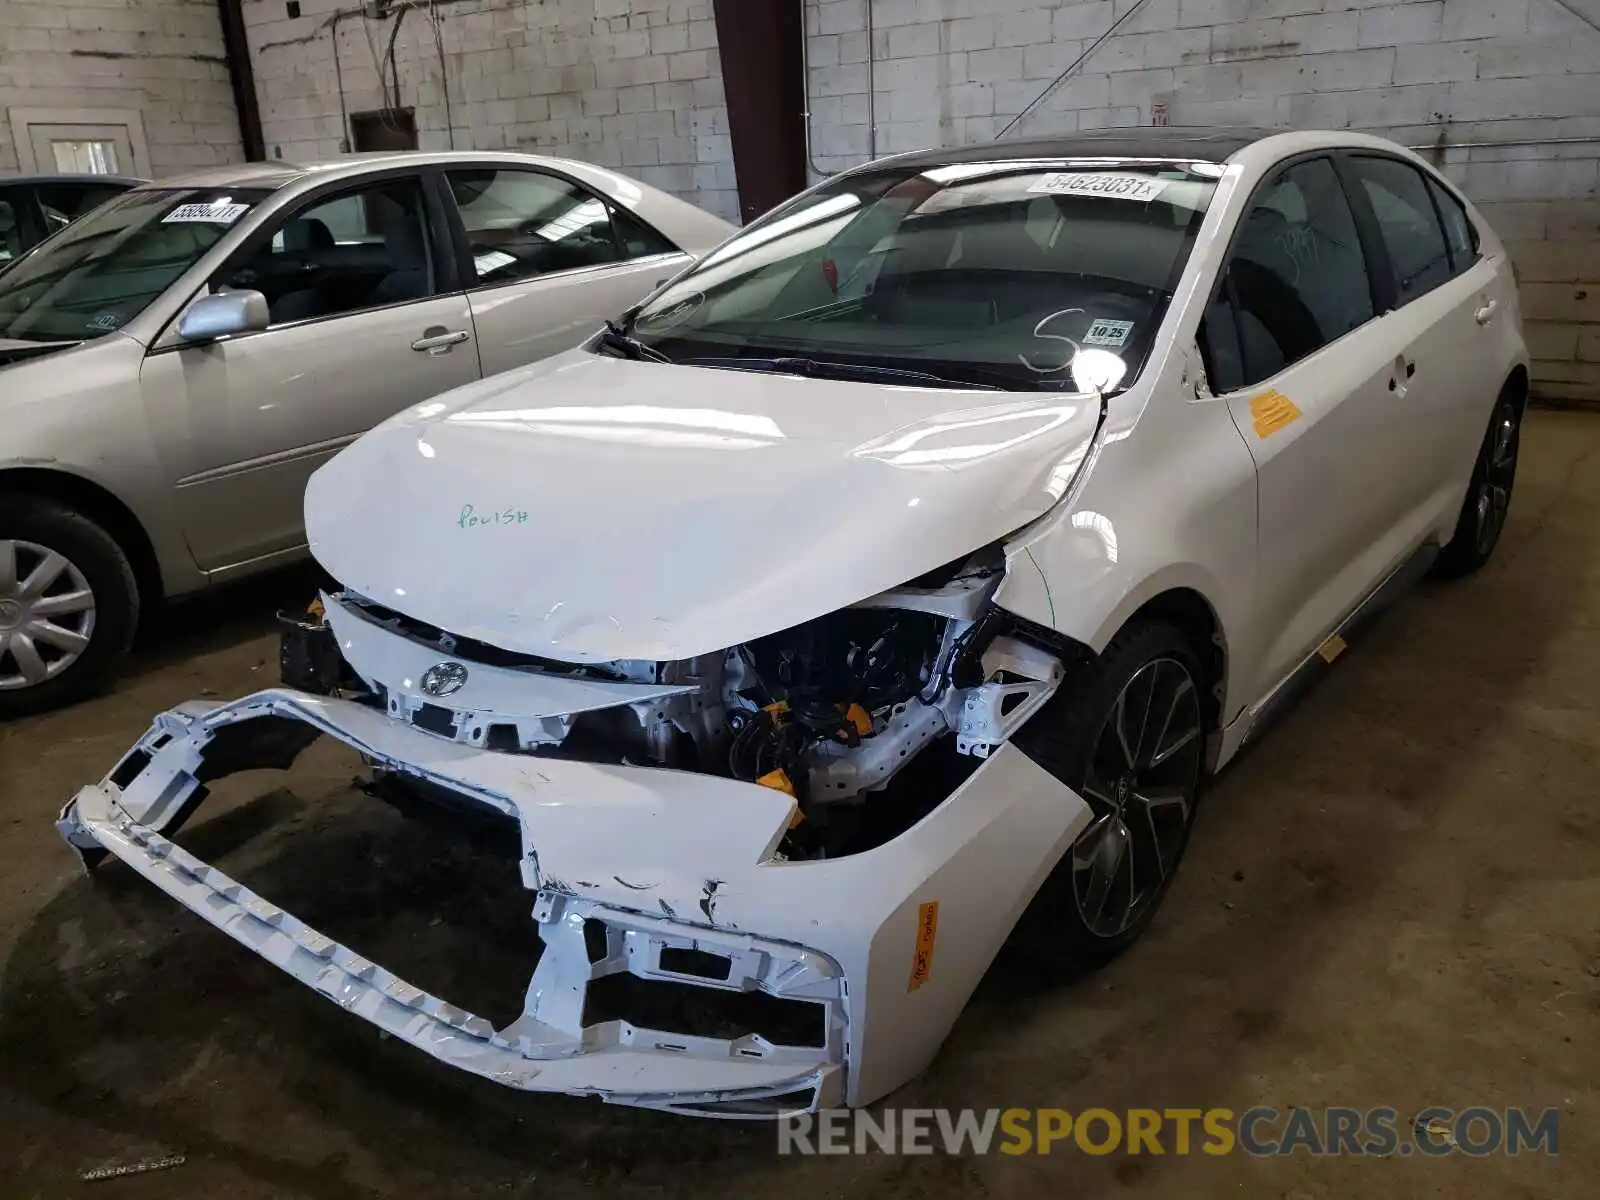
[2, 173, 145, 187]
[873, 127, 1282, 172]
[130, 150, 639, 194]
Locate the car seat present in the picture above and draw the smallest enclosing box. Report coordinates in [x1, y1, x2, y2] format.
[270, 217, 336, 324]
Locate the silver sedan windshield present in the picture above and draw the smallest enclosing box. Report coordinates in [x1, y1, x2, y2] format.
[0, 187, 268, 343]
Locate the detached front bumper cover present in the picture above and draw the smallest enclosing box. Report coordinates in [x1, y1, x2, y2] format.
[58, 691, 844, 1118]
[57, 689, 1092, 1117]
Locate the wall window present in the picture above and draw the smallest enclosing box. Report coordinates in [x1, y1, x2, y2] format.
[1204, 157, 1374, 391]
[447, 169, 625, 285]
[226, 177, 438, 325]
[1348, 156, 1453, 306]
[48, 138, 119, 174]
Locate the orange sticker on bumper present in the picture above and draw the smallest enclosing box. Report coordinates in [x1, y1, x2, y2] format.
[908, 901, 939, 991]
[1250, 389, 1302, 438]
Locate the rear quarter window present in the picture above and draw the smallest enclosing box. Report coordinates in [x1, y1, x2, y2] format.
[1425, 175, 1478, 274]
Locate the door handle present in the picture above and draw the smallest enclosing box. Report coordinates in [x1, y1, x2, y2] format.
[1475, 299, 1498, 325]
[411, 327, 470, 354]
[1389, 356, 1415, 396]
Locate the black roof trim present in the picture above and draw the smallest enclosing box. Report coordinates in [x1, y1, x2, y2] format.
[1, 173, 145, 187]
[870, 127, 1280, 173]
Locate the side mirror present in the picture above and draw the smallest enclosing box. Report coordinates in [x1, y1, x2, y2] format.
[177, 289, 269, 343]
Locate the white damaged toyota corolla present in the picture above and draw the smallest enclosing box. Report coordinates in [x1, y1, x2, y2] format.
[59, 129, 1529, 1118]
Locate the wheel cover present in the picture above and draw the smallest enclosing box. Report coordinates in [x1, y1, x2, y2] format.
[1071, 657, 1204, 939]
[1474, 400, 1520, 557]
[0, 540, 98, 691]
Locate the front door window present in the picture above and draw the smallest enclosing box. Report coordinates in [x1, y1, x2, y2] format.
[224, 177, 440, 326]
[1201, 157, 1374, 392]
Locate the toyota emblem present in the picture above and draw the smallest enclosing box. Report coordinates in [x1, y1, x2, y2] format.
[420, 661, 468, 697]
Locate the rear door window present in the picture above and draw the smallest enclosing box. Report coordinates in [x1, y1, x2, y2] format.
[445, 169, 627, 285]
[1347, 156, 1454, 306]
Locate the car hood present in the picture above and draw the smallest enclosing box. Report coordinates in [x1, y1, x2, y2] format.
[305, 349, 1101, 662]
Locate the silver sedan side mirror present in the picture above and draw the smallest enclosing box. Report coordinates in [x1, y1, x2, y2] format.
[177, 290, 269, 342]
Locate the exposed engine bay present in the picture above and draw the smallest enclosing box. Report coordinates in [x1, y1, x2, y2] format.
[293, 549, 1076, 858]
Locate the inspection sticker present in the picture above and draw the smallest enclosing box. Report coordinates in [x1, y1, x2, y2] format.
[1028, 172, 1170, 202]
[1083, 318, 1135, 347]
[1249, 388, 1303, 438]
[162, 201, 250, 225]
[908, 900, 939, 992]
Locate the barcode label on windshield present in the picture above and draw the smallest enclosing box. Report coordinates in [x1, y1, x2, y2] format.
[163, 202, 250, 225]
[1028, 172, 1169, 202]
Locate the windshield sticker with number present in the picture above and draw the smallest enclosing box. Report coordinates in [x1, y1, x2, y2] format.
[1082, 318, 1134, 347]
[1028, 173, 1170, 203]
[162, 202, 250, 225]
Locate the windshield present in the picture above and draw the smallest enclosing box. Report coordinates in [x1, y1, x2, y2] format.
[0, 187, 269, 342]
[631, 161, 1218, 392]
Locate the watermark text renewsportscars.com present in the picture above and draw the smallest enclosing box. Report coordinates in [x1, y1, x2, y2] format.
[777, 1106, 1560, 1157]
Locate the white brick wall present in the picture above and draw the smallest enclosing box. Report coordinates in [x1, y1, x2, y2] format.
[0, 0, 243, 176]
[242, 0, 738, 223]
[805, 0, 1600, 401]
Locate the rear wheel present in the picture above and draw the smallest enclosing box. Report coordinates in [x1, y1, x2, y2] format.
[1013, 621, 1207, 964]
[1433, 391, 1521, 578]
[0, 497, 139, 717]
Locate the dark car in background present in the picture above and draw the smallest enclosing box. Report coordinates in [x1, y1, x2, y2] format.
[0, 174, 143, 269]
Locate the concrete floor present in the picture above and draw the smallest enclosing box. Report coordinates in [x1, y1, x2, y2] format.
[0, 409, 1595, 1199]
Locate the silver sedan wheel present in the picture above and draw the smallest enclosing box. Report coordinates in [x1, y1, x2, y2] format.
[0, 539, 97, 691]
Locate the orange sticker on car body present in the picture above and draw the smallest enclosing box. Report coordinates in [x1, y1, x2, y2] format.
[1249, 389, 1302, 438]
[908, 901, 939, 992]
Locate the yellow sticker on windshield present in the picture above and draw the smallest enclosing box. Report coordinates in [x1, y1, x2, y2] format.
[1250, 389, 1302, 438]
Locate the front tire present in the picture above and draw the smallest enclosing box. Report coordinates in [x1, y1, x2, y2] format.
[1013, 621, 1208, 965]
[0, 497, 139, 718]
[1433, 390, 1522, 579]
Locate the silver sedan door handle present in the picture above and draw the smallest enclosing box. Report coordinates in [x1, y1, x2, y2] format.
[412, 327, 471, 354]
[1474, 299, 1498, 325]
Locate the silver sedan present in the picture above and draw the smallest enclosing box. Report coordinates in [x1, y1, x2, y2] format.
[0, 151, 734, 714]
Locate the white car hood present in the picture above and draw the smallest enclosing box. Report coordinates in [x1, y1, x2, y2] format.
[305, 349, 1101, 662]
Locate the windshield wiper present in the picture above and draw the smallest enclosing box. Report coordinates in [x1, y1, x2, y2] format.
[595, 318, 671, 363]
[679, 356, 1000, 390]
